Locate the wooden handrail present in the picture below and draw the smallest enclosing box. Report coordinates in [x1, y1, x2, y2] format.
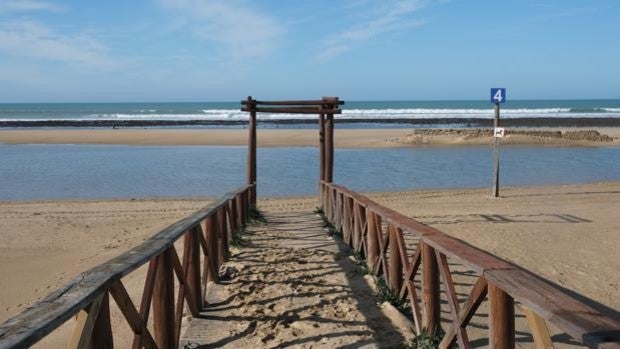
[240, 99, 344, 106]
[320, 181, 620, 347]
[0, 184, 255, 349]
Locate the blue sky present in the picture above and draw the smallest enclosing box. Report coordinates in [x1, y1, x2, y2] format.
[0, 0, 618, 102]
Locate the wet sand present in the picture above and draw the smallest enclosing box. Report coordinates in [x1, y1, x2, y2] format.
[0, 127, 619, 147]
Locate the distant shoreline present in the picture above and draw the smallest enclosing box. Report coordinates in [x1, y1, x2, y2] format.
[1, 127, 618, 147]
[1, 116, 620, 128]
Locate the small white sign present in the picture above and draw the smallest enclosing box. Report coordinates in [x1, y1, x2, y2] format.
[494, 127, 505, 138]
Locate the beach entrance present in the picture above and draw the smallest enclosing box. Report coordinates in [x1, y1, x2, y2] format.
[0, 98, 618, 348]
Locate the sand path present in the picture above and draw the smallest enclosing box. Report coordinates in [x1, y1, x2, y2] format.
[180, 210, 412, 348]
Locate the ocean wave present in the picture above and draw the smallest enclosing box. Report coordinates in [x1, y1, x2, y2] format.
[2, 107, 620, 122]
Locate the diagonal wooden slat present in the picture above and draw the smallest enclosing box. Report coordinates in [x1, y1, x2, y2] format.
[523, 307, 555, 349]
[399, 244, 421, 299]
[169, 246, 200, 316]
[436, 251, 471, 349]
[67, 293, 104, 349]
[108, 280, 158, 349]
[439, 276, 488, 349]
[131, 258, 158, 349]
[393, 229, 422, 334]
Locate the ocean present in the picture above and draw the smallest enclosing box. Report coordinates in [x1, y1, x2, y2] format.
[1, 145, 618, 200]
[1, 100, 620, 128]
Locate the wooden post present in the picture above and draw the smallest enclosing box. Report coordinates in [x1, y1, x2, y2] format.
[217, 207, 229, 262]
[366, 212, 379, 272]
[388, 226, 402, 292]
[319, 111, 325, 199]
[153, 249, 175, 349]
[323, 97, 336, 183]
[205, 215, 219, 283]
[422, 241, 440, 334]
[186, 228, 202, 309]
[489, 283, 515, 348]
[246, 96, 257, 204]
[493, 103, 501, 197]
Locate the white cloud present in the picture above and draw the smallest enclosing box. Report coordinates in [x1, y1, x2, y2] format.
[318, 0, 429, 62]
[0, 20, 117, 69]
[157, 0, 284, 59]
[0, 0, 64, 13]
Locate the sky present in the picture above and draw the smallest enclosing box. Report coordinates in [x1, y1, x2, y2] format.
[0, 0, 618, 102]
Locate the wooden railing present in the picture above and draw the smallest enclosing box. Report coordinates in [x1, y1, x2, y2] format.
[0, 184, 254, 349]
[320, 182, 620, 348]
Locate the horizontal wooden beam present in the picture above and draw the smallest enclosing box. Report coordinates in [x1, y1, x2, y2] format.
[241, 99, 344, 106]
[241, 107, 342, 114]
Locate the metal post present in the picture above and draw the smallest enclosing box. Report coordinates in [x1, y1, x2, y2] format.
[493, 103, 501, 197]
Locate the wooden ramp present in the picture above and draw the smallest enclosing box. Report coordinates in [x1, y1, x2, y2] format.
[180, 209, 411, 348]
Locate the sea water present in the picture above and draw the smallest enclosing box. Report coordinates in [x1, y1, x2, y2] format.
[1, 100, 620, 124]
[0, 145, 618, 200]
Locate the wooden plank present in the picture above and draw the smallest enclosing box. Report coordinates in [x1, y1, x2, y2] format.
[388, 225, 403, 292]
[131, 258, 158, 349]
[241, 107, 342, 114]
[485, 269, 620, 346]
[169, 246, 200, 316]
[399, 244, 421, 299]
[152, 249, 175, 349]
[67, 293, 104, 349]
[241, 99, 344, 106]
[319, 113, 325, 184]
[108, 280, 157, 349]
[440, 276, 488, 349]
[435, 251, 470, 348]
[488, 283, 515, 349]
[523, 307, 555, 349]
[186, 228, 202, 313]
[366, 211, 380, 273]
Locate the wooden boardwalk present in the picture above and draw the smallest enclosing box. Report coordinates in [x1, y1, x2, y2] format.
[180, 209, 412, 348]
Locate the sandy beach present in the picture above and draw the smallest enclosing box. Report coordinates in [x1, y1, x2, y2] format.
[1, 181, 619, 346]
[0, 127, 619, 147]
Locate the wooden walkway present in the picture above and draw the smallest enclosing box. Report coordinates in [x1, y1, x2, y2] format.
[180, 209, 412, 348]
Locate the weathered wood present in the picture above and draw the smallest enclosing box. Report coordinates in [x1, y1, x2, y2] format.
[241, 99, 344, 106]
[436, 251, 470, 348]
[132, 259, 158, 349]
[246, 96, 257, 204]
[324, 111, 334, 182]
[388, 225, 402, 292]
[186, 228, 202, 311]
[319, 112, 325, 185]
[440, 276, 488, 349]
[489, 283, 515, 349]
[366, 211, 380, 273]
[108, 280, 157, 349]
[67, 293, 104, 349]
[205, 215, 219, 283]
[241, 106, 342, 114]
[169, 245, 200, 317]
[399, 244, 421, 299]
[153, 248, 175, 349]
[422, 241, 440, 335]
[485, 268, 620, 345]
[217, 207, 229, 262]
[523, 307, 555, 349]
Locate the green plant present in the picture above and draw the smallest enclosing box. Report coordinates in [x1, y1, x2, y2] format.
[374, 277, 406, 308]
[248, 205, 267, 223]
[313, 206, 324, 214]
[408, 328, 445, 348]
[231, 225, 249, 246]
[351, 251, 371, 276]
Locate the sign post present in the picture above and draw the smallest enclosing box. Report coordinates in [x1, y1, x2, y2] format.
[490, 88, 506, 197]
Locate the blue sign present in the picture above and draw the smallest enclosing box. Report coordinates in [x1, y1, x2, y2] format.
[490, 88, 506, 104]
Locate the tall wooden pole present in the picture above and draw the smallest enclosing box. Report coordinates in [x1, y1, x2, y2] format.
[323, 97, 337, 183]
[493, 103, 501, 198]
[246, 96, 257, 204]
[319, 111, 325, 183]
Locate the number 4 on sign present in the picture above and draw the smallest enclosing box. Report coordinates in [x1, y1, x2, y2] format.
[490, 88, 506, 104]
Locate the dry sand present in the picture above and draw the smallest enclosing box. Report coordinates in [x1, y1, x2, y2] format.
[0, 127, 619, 147]
[1, 182, 619, 346]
